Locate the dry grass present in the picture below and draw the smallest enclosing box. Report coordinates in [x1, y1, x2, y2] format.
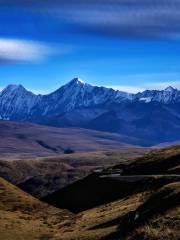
[129, 206, 180, 240]
[0, 145, 180, 240]
[0, 177, 73, 240]
[0, 176, 149, 240]
[48, 182, 180, 240]
[126, 182, 180, 240]
[53, 192, 148, 240]
[0, 178, 179, 240]
[133, 224, 179, 240]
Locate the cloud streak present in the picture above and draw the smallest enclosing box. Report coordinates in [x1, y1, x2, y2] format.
[2, 0, 180, 40]
[108, 85, 145, 93]
[0, 38, 70, 64]
[60, 1, 180, 39]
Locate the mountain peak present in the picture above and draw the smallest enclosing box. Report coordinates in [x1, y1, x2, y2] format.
[164, 86, 175, 92]
[69, 77, 86, 86]
[2, 84, 26, 93]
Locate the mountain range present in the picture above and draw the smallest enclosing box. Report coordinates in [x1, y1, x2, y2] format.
[1, 78, 180, 146]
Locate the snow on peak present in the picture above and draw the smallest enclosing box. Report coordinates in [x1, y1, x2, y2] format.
[69, 77, 86, 86]
[76, 77, 85, 84]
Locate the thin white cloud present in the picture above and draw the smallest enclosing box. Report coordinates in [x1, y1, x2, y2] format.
[109, 81, 180, 93]
[107, 85, 145, 93]
[27, 88, 53, 95]
[144, 81, 180, 90]
[0, 38, 68, 63]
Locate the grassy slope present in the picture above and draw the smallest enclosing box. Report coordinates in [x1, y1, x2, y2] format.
[0, 175, 144, 240]
[0, 177, 73, 240]
[51, 182, 180, 240]
[55, 192, 146, 240]
[1, 176, 179, 240]
[128, 182, 180, 240]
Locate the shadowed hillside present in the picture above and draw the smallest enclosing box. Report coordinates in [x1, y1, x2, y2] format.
[119, 145, 180, 175]
[42, 145, 180, 240]
[43, 145, 180, 213]
[0, 149, 147, 198]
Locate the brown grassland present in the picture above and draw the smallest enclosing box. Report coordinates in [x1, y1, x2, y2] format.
[0, 145, 179, 240]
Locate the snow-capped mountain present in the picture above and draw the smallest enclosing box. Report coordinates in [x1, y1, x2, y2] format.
[1, 78, 180, 121]
[0, 78, 133, 120]
[40, 78, 132, 113]
[1, 78, 180, 146]
[136, 86, 180, 104]
[0, 84, 40, 120]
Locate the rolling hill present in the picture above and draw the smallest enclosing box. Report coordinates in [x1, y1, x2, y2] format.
[0, 120, 139, 159]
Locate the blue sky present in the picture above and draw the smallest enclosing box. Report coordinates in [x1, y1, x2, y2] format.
[0, 0, 180, 93]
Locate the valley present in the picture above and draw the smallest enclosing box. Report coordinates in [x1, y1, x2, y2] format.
[0, 145, 147, 198]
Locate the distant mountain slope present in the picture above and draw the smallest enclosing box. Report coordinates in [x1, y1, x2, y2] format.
[0, 120, 137, 159]
[1, 78, 180, 146]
